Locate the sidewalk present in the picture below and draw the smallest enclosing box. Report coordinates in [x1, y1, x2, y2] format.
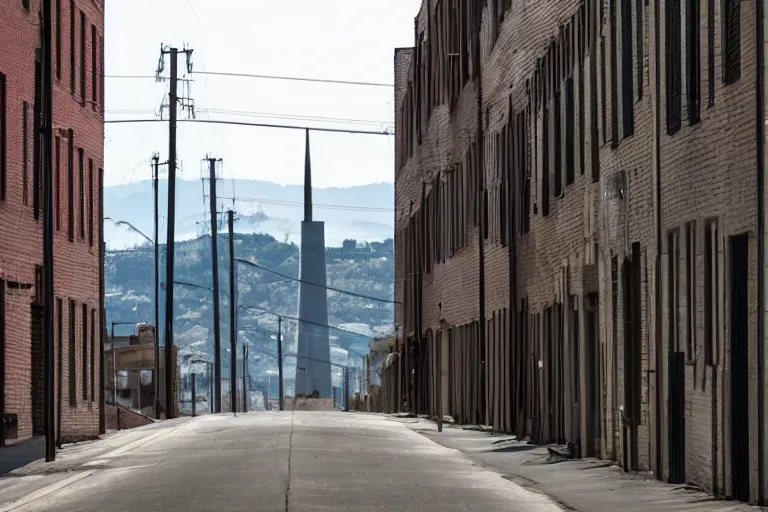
[404, 417, 764, 512]
[0, 417, 193, 511]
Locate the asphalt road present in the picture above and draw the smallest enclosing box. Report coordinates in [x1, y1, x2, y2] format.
[13, 412, 561, 512]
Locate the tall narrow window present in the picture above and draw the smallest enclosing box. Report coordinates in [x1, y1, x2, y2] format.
[88, 159, 93, 246]
[668, 231, 680, 352]
[565, 77, 575, 185]
[78, 148, 84, 239]
[723, 0, 740, 85]
[685, 222, 696, 360]
[621, 0, 635, 137]
[686, 0, 701, 124]
[99, 36, 104, 111]
[704, 220, 717, 365]
[542, 99, 550, 216]
[33, 59, 41, 219]
[600, 35, 608, 144]
[578, 60, 585, 176]
[79, 10, 86, 103]
[636, 0, 644, 100]
[609, 0, 619, 145]
[55, 0, 61, 79]
[67, 130, 74, 241]
[666, 0, 682, 135]
[68, 299, 76, 405]
[90, 309, 95, 401]
[707, 0, 715, 106]
[69, 0, 75, 94]
[91, 24, 97, 108]
[554, 86, 563, 197]
[0, 72, 6, 201]
[81, 304, 87, 400]
[23, 101, 29, 205]
[55, 136, 61, 230]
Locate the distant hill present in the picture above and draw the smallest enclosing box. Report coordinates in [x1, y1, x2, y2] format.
[104, 179, 394, 250]
[105, 233, 394, 394]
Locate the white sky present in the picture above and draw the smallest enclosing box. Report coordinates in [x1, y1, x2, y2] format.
[104, 0, 420, 188]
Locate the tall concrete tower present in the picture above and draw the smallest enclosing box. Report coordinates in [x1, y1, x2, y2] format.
[295, 130, 332, 398]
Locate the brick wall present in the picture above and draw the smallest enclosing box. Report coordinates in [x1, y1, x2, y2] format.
[394, 0, 762, 501]
[0, 0, 104, 445]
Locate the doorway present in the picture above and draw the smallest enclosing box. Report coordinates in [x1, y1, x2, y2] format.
[585, 292, 601, 457]
[729, 233, 749, 502]
[622, 243, 642, 471]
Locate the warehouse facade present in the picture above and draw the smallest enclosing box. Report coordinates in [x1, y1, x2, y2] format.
[0, 0, 105, 446]
[393, 0, 766, 503]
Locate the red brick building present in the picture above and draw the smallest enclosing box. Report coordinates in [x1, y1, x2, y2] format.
[394, 0, 766, 504]
[0, 0, 104, 445]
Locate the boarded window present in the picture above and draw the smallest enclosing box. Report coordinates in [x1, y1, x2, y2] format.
[621, 0, 635, 137]
[554, 85, 563, 197]
[723, 0, 740, 85]
[55, 136, 61, 230]
[88, 159, 93, 246]
[565, 77, 575, 185]
[666, 0, 682, 134]
[686, 0, 701, 123]
[78, 148, 84, 239]
[0, 72, 5, 201]
[668, 231, 680, 352]
[703, 220, 718, 365]
[707, 0, 715, 106]
[70, 0, 75, 93]
[69, 299, 76, 406]
[79, 10, 86, 103]
[542, 99, 550, 216]
[685, 222, 696, 361]
[82, 304, 88, 401]
[23, 101, 29, 205]
[67, 130, 74, 241]
[91, 24, 97, 108]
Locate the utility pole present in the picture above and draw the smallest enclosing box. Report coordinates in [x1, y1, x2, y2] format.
[277, 316, 284, 411]
[152, 154, 161, 419]
[157, 45, 194, 420]
[205, 157, 223, 413]
[242, 343, 247, 413]
[228, 209, 237, 414]
[41, 0, 56, 462]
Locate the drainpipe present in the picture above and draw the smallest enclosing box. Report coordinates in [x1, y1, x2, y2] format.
[652, 0, 663, 482]
[755, 0, 765, 503]
[474, 4, 487, 427]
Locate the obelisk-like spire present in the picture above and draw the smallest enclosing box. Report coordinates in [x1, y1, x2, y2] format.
[304, 129, 312, 223]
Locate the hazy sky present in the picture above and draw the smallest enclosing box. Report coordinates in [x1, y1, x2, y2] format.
[104, 0, 420, 188]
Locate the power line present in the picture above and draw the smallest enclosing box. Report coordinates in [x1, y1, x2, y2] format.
[105, 71, 394, 88]
[235, 258, 398, 304]
[236, 197, 393, 213]
[105, 118, 394, 136]
[239, 305, 376, 340]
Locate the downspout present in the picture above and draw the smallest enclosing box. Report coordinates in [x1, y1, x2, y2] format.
[755, 0, 765, 503]
[474, 4, 487, 427]
[653, 0, 663, 481]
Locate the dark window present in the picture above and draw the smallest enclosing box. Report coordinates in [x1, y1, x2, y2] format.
[600, 36, 607, 144]
[70, 0, 75, 94]
[80, 10, 86, 103]
[99, 36, 104, 111]
[666, 0, 682, 135]
[685, 222, 696, 360]
[67, 130, 74, 241]
[554, 86, 563, 197]
[78, 148, 84, 239]
[483, 188, 489, 240]
[33, 58, 41, 219]
[82, 304, 87, 401]
[22, 0, 30, 11]
[69, 299, 76, 406]
[542, 99, 550, 217]
[578, 60, 585, 176]
[703, 221, 716, 365]
[707, 0, 715, 106]
[687, 0, 701, 124]
[55, 136, 61, 230]
[56, 0, 61, 79]
[621, 0, 635, 137]
[23, 101, 29, 205]
[90, 309, 95, 401]
[34, 266, 43, 305]
[0, 72, 5, 201]
[636, 0, 644, 100]
[668, 231, 680, 352]
[88, 159, 93, 246]
[609, 0, 619, 145]
[565, 77, 575, 185]
[91, 25, 97, 108]
[723, 0, 740, 85]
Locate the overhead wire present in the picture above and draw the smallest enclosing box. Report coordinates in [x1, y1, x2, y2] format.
[104, 71, 394, 88]
[105, 118, 394, 136]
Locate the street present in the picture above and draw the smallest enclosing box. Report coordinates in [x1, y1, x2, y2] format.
[1, 412, 560, 512]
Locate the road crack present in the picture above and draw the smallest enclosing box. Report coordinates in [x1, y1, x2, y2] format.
[285, 410, 295, 512]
